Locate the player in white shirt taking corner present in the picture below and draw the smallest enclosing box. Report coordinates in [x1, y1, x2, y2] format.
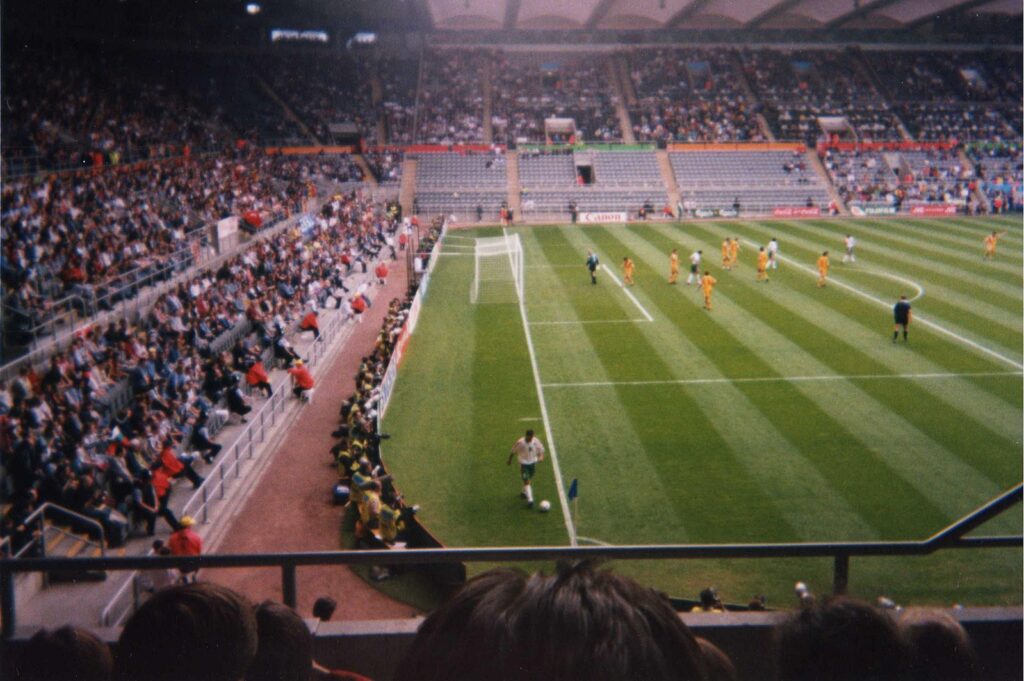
[507, 429, 545, 507]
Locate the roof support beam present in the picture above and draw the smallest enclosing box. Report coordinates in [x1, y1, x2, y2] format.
[746, 0, 809, 29]
[901, 0, 999, 29]
[585, 0, 617, 29]
[504, 0, 522, 29]
[824, 0, 903, 29]
[665, 0, 711, 27]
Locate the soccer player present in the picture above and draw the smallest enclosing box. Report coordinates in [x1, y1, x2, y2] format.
[842, 234, 857, 263]
[686, 250, 703, 285]
[701, 271, 717, 310]
[721, 238, 731, 270]
[668, 248, 679, 284]
[893, 294, 912, 343]
[767, 238, 779, 269]
[728, 238, 740, 269]
[756, 246, 769, 282]
[816, 251, 830, 287]
[983, 230, 1007, 259]
[623, 257, 635, 285]
[507, 429, 545, 507]
[586, 250, 599, 284]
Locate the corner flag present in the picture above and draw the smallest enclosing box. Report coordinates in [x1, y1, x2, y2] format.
[567, 479, 578, 501]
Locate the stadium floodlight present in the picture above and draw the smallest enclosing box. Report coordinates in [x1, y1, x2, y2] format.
[470, 234, 524, 305]
[246, 3, 261, 14]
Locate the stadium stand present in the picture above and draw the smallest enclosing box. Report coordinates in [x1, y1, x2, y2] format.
[416, 50, 487, 144]
[413, 151, 508, 220]
[627, 48, 764, 143]
[968, 142, 1022, 211]
[671, 150, 832, 214]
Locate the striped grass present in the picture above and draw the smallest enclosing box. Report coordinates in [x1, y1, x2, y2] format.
[381, 217, 1022, 607]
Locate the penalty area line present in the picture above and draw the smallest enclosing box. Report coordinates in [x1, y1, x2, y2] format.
[739, 237, 1022, 371]
[542, 370, 1023, 389]
[599, 264, 654, 322]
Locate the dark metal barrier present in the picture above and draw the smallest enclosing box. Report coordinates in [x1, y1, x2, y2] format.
[2, 483, 1019, 639]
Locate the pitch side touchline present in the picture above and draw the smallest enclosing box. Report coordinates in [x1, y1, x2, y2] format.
[504, 228, 577, 546]
[738, 235, 1023, 370]
[542, 371, 1023, 389]
[599, 264, 655, 322]
[529, 319, 651, 326]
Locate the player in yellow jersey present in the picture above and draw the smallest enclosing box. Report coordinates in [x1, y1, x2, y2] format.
[721, 238, 731, 270]
[816, 251, 830, 287]
[984, 230, 1007, 259]
[727, 237, 740, 270]
[756, 247, 769, 282]
[701, 271, 717, 310]
[669, 249, 679, 284]
[623, 257, 635, 285]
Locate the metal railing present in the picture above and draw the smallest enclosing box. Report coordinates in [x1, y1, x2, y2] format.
[98, 306, 348, 627]
[6, 503, 107, 562]
[4, 482, 1020, 638]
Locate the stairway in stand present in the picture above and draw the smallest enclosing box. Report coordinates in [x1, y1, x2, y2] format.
[607, 58, 637, 144]
[483, 57, 494, 145]
[806, 150, 848, 214]
[399, 158, 418, 217]
[656, 150, 681, 216]
[507, 151, 522, 221]
[353, 155, 378, 187]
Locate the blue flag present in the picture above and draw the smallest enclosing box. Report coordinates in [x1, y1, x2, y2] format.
[567, 479, 578, 501]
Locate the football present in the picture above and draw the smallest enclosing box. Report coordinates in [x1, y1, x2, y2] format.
[538, 500, 551, 512]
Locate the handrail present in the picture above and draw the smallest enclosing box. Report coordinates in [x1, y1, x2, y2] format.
[9, 502, 107, 560]
[4, 482, 1020, 639]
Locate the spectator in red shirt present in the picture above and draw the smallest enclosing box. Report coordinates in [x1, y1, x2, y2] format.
[351, 295, 367, 317]
[168, 516, 203, 582]
[159, 437, 205, 489]
[374, 263, 389, 285]
[300, 310, 321, 341]
[288, 360, 315, 400]
[246, 359, 273, 397]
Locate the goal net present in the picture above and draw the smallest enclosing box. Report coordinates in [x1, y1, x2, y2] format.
[470, 234, 524, 304]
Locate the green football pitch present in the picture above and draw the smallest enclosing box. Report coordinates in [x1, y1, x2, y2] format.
[380, 215, 1023, 607]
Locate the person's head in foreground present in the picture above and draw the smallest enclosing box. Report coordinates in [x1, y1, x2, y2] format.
[393, 560, 708, 681]
[898, 607, 977, 681]
[11, 625, 113, 681]
[775, 595, 909, 681]
[115, 582, 258, 681]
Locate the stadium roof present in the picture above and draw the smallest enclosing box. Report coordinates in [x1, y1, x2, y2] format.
[423, 0, 1023, 30]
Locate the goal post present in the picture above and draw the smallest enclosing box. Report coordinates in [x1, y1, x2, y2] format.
[470, 234, 524, 304]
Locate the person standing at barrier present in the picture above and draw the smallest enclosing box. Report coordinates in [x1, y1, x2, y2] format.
[168, 515, 203, 583]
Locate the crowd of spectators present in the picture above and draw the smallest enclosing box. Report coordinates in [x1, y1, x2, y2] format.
[1, 189, 401, 555]
[376, 55, 419, 145]
[897, 103, 1015, 143]
[261, 54, 378, 145]
[968, 142, 1022, 211]
[492, 53, 621, 143]
[628, 48, 763, 143]
[364, 149, 404, 185]
[416, 50, 487, 144]
[1, 149, 362, 352]
[822, 149, 902, 206]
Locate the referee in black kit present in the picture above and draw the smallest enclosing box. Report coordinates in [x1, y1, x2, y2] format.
[893, 295, 912, 343]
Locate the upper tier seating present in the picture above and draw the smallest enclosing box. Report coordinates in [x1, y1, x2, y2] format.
[416, 50, 486, 144]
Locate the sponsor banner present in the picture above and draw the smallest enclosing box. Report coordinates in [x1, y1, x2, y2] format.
[909, 204, 957, 216]
[772, 206, 821, 218]
[850, 205, 898, 216]
[694, 208, 717, 218]
[718, 208, 738, 218]
[579, 211, 628, 223]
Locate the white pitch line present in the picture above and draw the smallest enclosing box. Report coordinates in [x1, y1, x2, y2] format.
[542, 370, 1022, 389]
[857, 268, 925, 302]
[444, 235, 477, 241]
[529, 319, 650, 326]
[505, 228, 576, 546]
[577, 536, 614, 547]
[438, 252, 474, 257]
[739, 237, 1024, 371]
[599, 264, 655, 322]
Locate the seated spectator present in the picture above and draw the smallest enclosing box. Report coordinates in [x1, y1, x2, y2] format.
[114, 582, 258, 681]
[898, 608, 977, 681]
[393, 561, 707, 681]
[246, 359, 273, 397]
[288, 360, 315, 400]
[9, 625, 113, 681]
[691, 586, 726, 613]
[300, 309, 322, 342]
[774, 595, 909, 681]
[167, 515, 203, 582]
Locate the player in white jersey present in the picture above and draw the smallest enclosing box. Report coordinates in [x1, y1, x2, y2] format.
[686, 250, 703, 285]
[767, 238, 779, 269]
[507, 429, 546, 506]
[842, 234, 857, 263]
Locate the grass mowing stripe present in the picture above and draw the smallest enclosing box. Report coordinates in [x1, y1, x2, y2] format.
[544, 371, 1022, 387]
[775, 219, 1023, 316]
[728, 220, 1023, 368]
[505, 227, 576, 545]
[675, 221, 1024, 445]
[673, 222, 1022, 488]
[626, 224, 1009, 523]
[579, 224, 911, 540]
[516, 228, 696, 542]
[913, 216, 1024, 247]
[843, 217, 1024, 264]
[540, 226, 803, 543]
